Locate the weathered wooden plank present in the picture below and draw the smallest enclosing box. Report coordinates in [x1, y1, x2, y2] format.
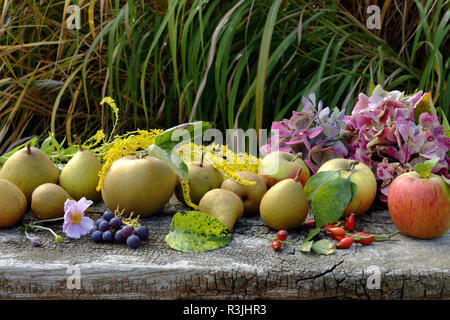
[0, 197, 449, 300]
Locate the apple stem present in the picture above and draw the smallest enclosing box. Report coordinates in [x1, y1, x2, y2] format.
[292, 152, 303, 161]
[345, 161, 358, 179]
[26, 142, 31, 154]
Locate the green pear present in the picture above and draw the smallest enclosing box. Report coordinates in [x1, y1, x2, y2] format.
[60, 145, 102, 202]
[0, 143, 59, 201]
[221, 171, 267, 216]
[0, 179, 27, 228]
[31, 183, 72, 220]
[198, 189, 244, 231]
[174, 162, 224, 205]
[101, 156, 177, 217]
[259, 176, 309, 230]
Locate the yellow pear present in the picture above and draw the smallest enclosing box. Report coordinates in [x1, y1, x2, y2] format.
[259, 177, 309, 230]
[0, 179, 27, 228]
[31, 183, 72, 220]
[198, 189, 244, 231]
[0, 143, 59, 201]
[101, 156, 177, 216]
[60, 145, 102, 202]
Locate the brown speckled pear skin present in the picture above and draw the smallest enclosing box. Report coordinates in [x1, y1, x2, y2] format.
[101, 156, 177, 217]
[31, 183, 72, 220]
[259, 178, 309, 230]
[0, 179, 27, 228]
[198, 188, 244, 231]
[60, 149, 102, 202]
[0, 146, 59, 202]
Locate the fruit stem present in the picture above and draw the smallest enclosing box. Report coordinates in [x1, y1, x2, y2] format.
[32, 217, 65, 224]
[200, 150, 206, 167]
[26, 142, 31, 154]
[74, 135, 84, 151]
[345, 161, 358, 179]
[292, 152, 303, 161]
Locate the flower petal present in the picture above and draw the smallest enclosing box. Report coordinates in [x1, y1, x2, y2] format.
[75, 197, 94, 215]
[64, 223, 81, 239]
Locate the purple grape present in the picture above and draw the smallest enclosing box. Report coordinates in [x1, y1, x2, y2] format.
[134, 226, 149, 240]
[114, 230, 125, 243]
[121, 226, 133, 239]
[102, 230, 114, 243]
[91, 231, 103, 243]
[89, 227, 97, 235]
[103, 210, 115, 222]
[127, 235, 140, 248]
[98, 220, 110, 232]
[96, 219, 106, 229]
[109, 217, 122, 230]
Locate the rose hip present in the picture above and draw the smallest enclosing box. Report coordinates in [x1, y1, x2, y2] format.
[354, 232, 375, 245]
[272, 240, 282, 251]
[276, 230, 289, 241]
[345, 214, 355, 231]
[330, 227, 346, 237]
[336, 236, 354, 249]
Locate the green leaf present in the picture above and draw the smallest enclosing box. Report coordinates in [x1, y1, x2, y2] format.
[414, 157, 440, 178]
[311, 239, 335, 255]
[349, 181, 358, 203]
[155, 121, 212, 150]
[436, 107, 450, 138]
[165, 211, 232, 253]
[303, 227, 321, 243]
[311, 177, 353, 228]
[147, 144, 189, 180]
[299, 240, 313, 253]
[304, 170, 340, 201]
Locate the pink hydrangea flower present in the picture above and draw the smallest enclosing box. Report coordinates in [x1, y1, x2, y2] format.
[63, 198, 94, 239]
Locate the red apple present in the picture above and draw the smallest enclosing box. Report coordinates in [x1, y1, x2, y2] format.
[317, 158, 377, 216]
[258, 151, 310, 188]
[387, 172, 450, 239]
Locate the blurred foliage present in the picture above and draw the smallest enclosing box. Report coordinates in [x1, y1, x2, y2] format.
[0, 0, 448, 154]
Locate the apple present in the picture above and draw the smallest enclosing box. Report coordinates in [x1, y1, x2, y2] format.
[317, 158, 377, 216]
[258, 151, 310, 188]
[387, 172, 450, 239]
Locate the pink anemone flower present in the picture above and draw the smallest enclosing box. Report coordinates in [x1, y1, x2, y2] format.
[63, 197, 94, 239]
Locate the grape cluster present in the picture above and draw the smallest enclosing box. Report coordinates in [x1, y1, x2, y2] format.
[90, 210, 149, 249]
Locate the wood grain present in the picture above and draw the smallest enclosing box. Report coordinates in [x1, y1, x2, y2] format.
[0, 198, 448, 300]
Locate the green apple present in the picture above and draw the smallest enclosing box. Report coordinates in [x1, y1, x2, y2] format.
[317, 158, 377, 216]
[258, 151, 310, 188]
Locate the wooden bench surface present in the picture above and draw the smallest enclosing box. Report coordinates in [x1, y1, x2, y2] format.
[0, 197, 449, 300]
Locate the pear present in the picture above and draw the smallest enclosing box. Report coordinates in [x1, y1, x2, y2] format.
[259, 170, 309, 230]
[31, 183, 72, 220]
[174, 162, 223, 205]
[0, 179, 27, 228]
[60, 143, 102, 202]
[0, 143, 59, 202]
[101, 156, 177, 217]
[221, 171, 267, 216]
[198, 189, 244, 231]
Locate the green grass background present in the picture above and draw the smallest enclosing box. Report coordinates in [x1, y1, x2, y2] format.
[0, 0, 448, 154]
